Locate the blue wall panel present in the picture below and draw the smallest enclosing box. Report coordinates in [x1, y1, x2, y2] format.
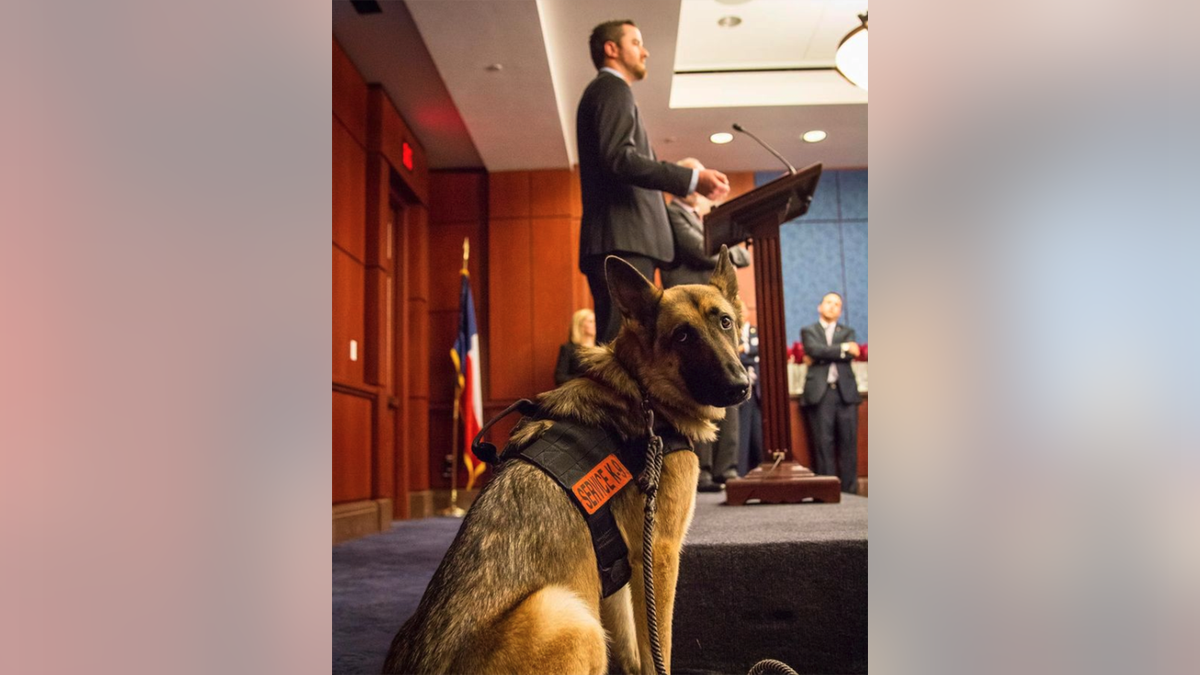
[838, 170, 869, 221]
[755, 169, 868, 345]
[841, 220, 868, 342]
[780, 220, 844, 345]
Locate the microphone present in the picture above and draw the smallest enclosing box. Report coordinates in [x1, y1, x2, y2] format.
[732, 123, 796, 175]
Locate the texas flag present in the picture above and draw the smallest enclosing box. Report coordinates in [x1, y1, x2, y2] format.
[450, 269, 485, 489]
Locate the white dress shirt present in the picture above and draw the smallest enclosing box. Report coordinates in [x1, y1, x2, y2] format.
[819, 318, 841, 384]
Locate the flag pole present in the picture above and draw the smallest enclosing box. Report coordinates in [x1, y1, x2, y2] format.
[439, 392, 465, 517]
[438, 238, 471, 518]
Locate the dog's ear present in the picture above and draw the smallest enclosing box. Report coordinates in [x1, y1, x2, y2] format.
[709, 245, 740, 306]
[605, 255, 662, 326]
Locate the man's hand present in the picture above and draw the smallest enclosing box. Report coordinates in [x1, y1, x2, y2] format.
[844, 342, 861, 358]
[695, 169, 730, 201]
[802, 355, 814, 366]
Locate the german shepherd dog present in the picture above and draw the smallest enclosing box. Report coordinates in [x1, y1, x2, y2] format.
[382, 248, 749, 675]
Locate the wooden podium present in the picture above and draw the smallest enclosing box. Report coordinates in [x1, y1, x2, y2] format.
[704, 163, 842, 504]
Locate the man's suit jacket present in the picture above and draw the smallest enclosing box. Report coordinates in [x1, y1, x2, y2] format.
[740, 323, 761, 402]
[801, 322, 862, 406]
[661, 200, 749, 287]
[576, 72, 693, 271]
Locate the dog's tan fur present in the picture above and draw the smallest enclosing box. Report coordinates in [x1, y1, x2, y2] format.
[383, 249, 746, 675]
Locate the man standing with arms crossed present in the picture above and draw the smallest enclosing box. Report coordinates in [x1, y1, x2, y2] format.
[577, 19, 731, 343]
[801, 292, 863, 494]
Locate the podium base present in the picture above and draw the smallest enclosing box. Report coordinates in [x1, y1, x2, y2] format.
[724, 461, 841, 505]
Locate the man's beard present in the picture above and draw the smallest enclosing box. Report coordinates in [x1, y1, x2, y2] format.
[628, 59, 647, 80]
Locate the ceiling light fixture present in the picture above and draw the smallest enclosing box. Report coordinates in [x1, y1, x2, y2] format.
[717, 16, 742, 28]
[710, 132, 734, 144]
[802, 130, 827, 143]
[835, 12, 868, 91]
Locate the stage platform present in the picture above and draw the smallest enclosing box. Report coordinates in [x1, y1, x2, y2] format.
[333, 492, 867, 674]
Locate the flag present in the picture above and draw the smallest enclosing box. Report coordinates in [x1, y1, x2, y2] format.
[450, 269, 485, 489]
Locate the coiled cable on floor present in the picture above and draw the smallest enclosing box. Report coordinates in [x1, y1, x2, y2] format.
[747, 659, 800, 675]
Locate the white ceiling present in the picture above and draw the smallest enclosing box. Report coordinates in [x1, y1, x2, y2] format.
[333, 0, 867, 172]
[676, 0, 865, 70]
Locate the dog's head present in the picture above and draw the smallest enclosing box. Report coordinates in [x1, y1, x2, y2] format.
[605, 247, 750, 409]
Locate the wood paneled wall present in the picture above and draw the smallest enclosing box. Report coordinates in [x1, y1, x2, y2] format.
[333, 38, 370, 505]
[406, 204, 431, 500]
[333, 36, 430, 528]
[487, 169, 592, 400]
[332, 391, 372, 501]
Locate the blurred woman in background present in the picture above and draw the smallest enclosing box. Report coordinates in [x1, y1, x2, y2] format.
[554, 308, 596, 386]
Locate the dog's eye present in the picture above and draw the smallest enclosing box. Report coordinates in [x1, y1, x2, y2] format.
[720, 315, 733, 330]
[674, 327, 691, 344]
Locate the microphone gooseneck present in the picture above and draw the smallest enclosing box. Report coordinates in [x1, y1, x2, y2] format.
[732, 123, 796, 175]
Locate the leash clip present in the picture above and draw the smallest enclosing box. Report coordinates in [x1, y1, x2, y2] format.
[641, 396, 656, 436]
[637, 393, 665, 497]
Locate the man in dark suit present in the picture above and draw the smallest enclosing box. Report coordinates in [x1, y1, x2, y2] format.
[661, 158, 750, 287]
[576, 19, 730, 343]
[738, 321, 763, 476]
[801, 292, 862, 493]
[661, 157, 748, 490]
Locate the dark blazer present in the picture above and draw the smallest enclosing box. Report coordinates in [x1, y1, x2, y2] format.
[739, 323, 761, 401]
[576, 72, 694, 270]
[554, 343, 587, 386]
[800, 322, 862, 406]
[661, 200, 749, 287]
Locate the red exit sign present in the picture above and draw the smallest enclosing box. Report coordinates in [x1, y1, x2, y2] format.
[402, 142, 413, 171]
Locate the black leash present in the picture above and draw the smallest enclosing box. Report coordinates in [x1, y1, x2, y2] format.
[637, 395, 799, 675]
[636, 394, 668, 675]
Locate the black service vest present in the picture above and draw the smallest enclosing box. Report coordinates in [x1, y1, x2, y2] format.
[472, 400, 693, 597]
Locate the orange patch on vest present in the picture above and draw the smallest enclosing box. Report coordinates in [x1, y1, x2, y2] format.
[571, 455, 633, 514]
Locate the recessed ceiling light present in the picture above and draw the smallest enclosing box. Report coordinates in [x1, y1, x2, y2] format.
[485, 63, 503, 72]
[717, 16, 742, 28]
[802, 130, 827, 143]
[710, 132, 734, 144]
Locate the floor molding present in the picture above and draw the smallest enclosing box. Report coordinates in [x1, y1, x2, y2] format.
[408, 491, 433, 519]
[333, 498, 392, 544]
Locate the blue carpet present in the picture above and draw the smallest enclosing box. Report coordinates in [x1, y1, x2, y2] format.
[333, 516, 463, 675]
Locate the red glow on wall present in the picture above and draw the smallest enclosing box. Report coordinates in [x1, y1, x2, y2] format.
[402, 142, 413, 171]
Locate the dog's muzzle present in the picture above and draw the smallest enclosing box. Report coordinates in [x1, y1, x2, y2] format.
[714, 363, 751, 406]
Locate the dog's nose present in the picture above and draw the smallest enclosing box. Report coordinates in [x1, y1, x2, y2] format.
[722, 364, 750, 402]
